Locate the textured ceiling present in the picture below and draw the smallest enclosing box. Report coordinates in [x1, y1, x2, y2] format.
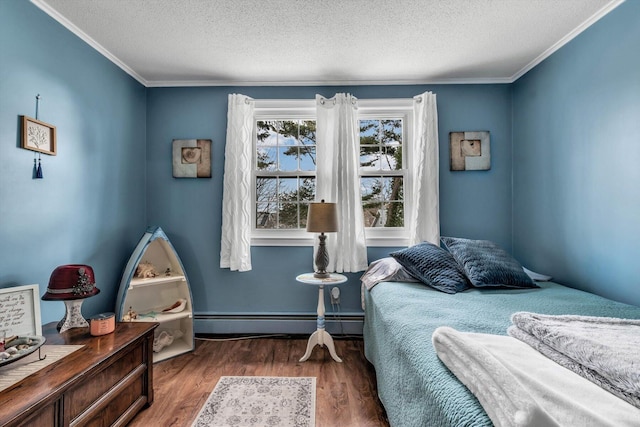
[33, 0, 620, 87]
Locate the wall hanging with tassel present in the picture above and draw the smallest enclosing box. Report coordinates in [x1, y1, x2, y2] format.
[20, 94, 57, 179]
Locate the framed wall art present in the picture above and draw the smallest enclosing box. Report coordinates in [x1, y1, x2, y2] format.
[0, 284, 43, 337]
[172, 139, 212, 178]
[450, 131, 490, 171]
[21, 116, 57, 156]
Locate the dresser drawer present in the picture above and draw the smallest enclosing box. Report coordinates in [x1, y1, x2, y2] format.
[67, 345, 143, 421]
[71, 378, 146, 427]
[11, 403, 57, 427]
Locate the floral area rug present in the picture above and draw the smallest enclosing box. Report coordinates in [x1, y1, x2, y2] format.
[191, 376, 316, 427]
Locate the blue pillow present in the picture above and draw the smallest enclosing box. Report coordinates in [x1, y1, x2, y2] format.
[390, 242, 470, 294]
[440, 237, 537, 289]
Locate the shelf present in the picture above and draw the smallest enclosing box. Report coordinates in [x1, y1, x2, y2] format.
[153, 336, 193, 363]
[115, 226, 195, 364]
[128, 275, 186, 289]
[130, 310, 192, 324]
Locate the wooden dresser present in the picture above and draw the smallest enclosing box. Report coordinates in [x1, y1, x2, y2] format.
[0, 321, 157, 427]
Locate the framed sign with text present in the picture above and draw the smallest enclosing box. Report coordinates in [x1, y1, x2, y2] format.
[0, 284, 42, 336]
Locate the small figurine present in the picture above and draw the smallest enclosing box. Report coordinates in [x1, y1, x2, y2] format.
[135, 261, 157, 278]
[123, 306, 138, 322]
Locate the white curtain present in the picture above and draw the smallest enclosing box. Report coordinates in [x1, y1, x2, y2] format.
[220, 94, 254, 271]
[315, 93, 368, 273]
[409, 91, 440, 246]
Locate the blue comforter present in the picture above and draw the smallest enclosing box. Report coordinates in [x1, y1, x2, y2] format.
[363, 281, 640, 427]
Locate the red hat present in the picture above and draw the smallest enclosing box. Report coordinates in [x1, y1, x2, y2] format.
[42, 264, 100, 300]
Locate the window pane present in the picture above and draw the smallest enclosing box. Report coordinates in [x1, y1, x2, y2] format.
[299, 120, 316, 145]
[360, 119, 378, 144]
[256, 121, 271, 143]
[359, 119, 403, 171]
[278, 177, 298, 202]
[381, 119, 402, 145]
[385, 202, 404, 227]
[380, 147, 399, 170]
[300, 203, 309, 228]
[379, 177, 392, 199]
[279, 121, 298, 146]
[362, 201, 404, 228]
[363, 201, 384, 227]
[361, 176, 404, 228]
[256, 202, 276, 228]
[375, 177, 404, 201]
[299, 177, 316, 201]
[299, 146, 316, 171]
[278, 146, 298, 171]
[390, 177, 404, 201]
[278, 203, 299, 229]
[256, 177, 316, 230]
[256, 177, 277, 202]
[257, 147, 277, 171]
[282, 121, 300, 145]
[360, 145, 380, 170]
[269, 120, 284, 135]
[361, 177, 382, 201]
[389, 146, 403, 169]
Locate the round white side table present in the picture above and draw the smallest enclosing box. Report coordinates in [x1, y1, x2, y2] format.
[296, 273, 347, 363]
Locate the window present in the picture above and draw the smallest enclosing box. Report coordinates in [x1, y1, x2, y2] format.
[252, 99, 413, 246]
[357, 99, 413, 246]
[255, 119, 317, 230]
[359, 118, 405, 228]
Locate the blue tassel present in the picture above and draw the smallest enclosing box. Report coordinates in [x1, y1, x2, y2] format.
[36, 158, 43, 179]
[33, 159, 38, 179]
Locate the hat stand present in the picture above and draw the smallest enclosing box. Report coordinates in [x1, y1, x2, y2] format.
[57, 299, 89, 333]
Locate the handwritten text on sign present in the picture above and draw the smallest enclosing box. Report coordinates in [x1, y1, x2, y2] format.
[0, 285, 41, 336]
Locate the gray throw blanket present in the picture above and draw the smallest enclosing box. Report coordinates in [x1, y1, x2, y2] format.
[508, 312, 640, 409]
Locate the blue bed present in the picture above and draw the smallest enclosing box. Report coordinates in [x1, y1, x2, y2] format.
[363, 280, 640, 427]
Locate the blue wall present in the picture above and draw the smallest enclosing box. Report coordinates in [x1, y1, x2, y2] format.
[512, 0, 640, 306]
[3, 2, 514, 331]
[146, 84, 513, 331]
[0, 1, 147, 323]
[9, 0, 636, 332]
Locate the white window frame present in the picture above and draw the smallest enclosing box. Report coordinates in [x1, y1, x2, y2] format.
[252, 99, 317, 246]
[251, 98, 414, 247]
[358, 99, 414, 247]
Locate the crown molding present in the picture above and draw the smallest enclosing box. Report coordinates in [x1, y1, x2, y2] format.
[145, 77, 513, 88]
[510, 0, 625, 82]
[30, 0, 149, 87]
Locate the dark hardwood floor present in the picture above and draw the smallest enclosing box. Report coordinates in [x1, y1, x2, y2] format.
[129, 335, 389, 427]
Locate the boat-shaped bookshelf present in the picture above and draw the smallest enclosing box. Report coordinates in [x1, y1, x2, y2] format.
[115, 226, 195, 363]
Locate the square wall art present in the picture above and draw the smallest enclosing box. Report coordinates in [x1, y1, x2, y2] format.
[449, 131, 490, 171]
[172, 139, 211, 178]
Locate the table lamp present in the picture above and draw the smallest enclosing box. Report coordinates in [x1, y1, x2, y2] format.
[42, 264, 100, 333]
[307, 200, 338, 278]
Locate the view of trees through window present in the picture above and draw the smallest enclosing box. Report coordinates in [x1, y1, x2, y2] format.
[254, 118, 404, 229]
[255, 120, 316, 229]
[359, 119, 404, 228]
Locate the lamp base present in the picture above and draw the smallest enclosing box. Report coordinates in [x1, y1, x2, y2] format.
[57, 299, 89, 333]
[314, 233, 331, 279]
